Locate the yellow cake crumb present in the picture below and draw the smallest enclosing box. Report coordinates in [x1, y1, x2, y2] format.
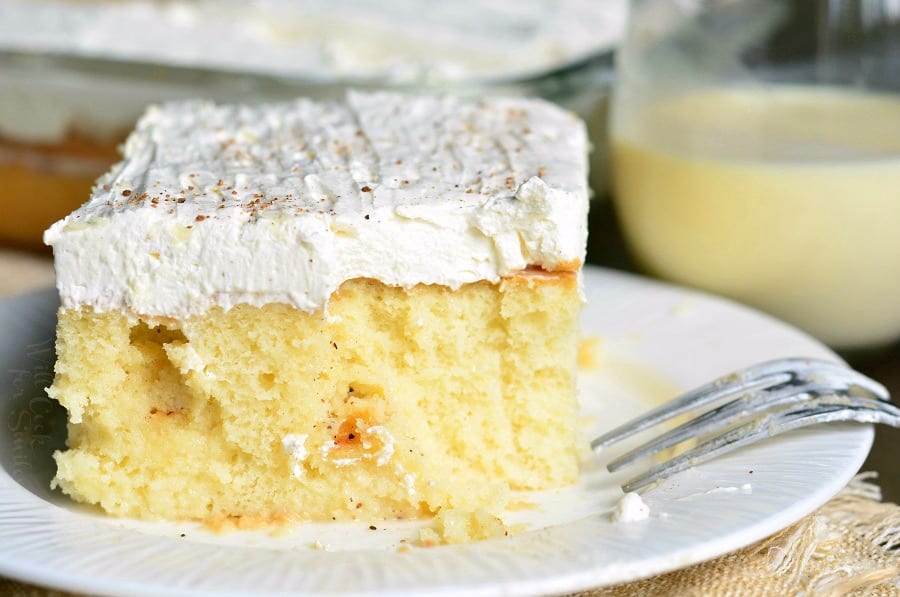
[311, 540, 337, 552]
[505, 499, 539, 511]
[577, 336, 603, 370]
[418, 508, 508, 546]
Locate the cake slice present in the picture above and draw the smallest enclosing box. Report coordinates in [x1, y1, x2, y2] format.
[44, 91, 589, 526]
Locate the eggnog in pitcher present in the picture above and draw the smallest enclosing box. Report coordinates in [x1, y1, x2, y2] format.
[611, 87, 900, 349]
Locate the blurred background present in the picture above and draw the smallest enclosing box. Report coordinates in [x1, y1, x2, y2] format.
[0, 0, 898, 496]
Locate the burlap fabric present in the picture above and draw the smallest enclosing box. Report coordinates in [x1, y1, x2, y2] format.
[3, 474, 897, 597]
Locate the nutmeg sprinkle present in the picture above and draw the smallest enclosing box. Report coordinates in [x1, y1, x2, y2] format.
[74, 94, 585, 233]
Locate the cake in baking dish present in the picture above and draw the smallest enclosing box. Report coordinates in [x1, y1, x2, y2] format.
[44, 91, 589, 526]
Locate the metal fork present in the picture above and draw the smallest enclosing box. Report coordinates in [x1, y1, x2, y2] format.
[591, 358, 898, 493]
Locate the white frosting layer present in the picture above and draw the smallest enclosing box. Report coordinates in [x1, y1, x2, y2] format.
[45, 92, 589, 317]
[0, 0, 625, 83]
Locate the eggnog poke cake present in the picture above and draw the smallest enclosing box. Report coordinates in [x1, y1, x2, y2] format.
[44, 91, 589, 528]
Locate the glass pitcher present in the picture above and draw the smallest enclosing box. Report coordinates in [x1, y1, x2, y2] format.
[610, 0, 900, 351]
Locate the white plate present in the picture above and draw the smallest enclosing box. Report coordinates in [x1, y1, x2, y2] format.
[0, 267, 872, 596]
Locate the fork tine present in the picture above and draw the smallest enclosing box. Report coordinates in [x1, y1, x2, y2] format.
[591, 357, 886, 452]
[590, 361, 794, 452]
[606, 381, 846, 472]
[621, 394, 900, 493]
[799, 365, 890, 401]
[841, 373, 892, 401]
[607, 370, 889, 472]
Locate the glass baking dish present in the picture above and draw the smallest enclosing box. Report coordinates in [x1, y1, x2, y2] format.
[0, 40, 617, 250]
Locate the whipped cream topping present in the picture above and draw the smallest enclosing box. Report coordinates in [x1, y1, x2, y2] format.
[282, 434, 310, 479]
[610, 492, 650, 523]
[45, 92, 589, 317]
[0, 0, 626, 84]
